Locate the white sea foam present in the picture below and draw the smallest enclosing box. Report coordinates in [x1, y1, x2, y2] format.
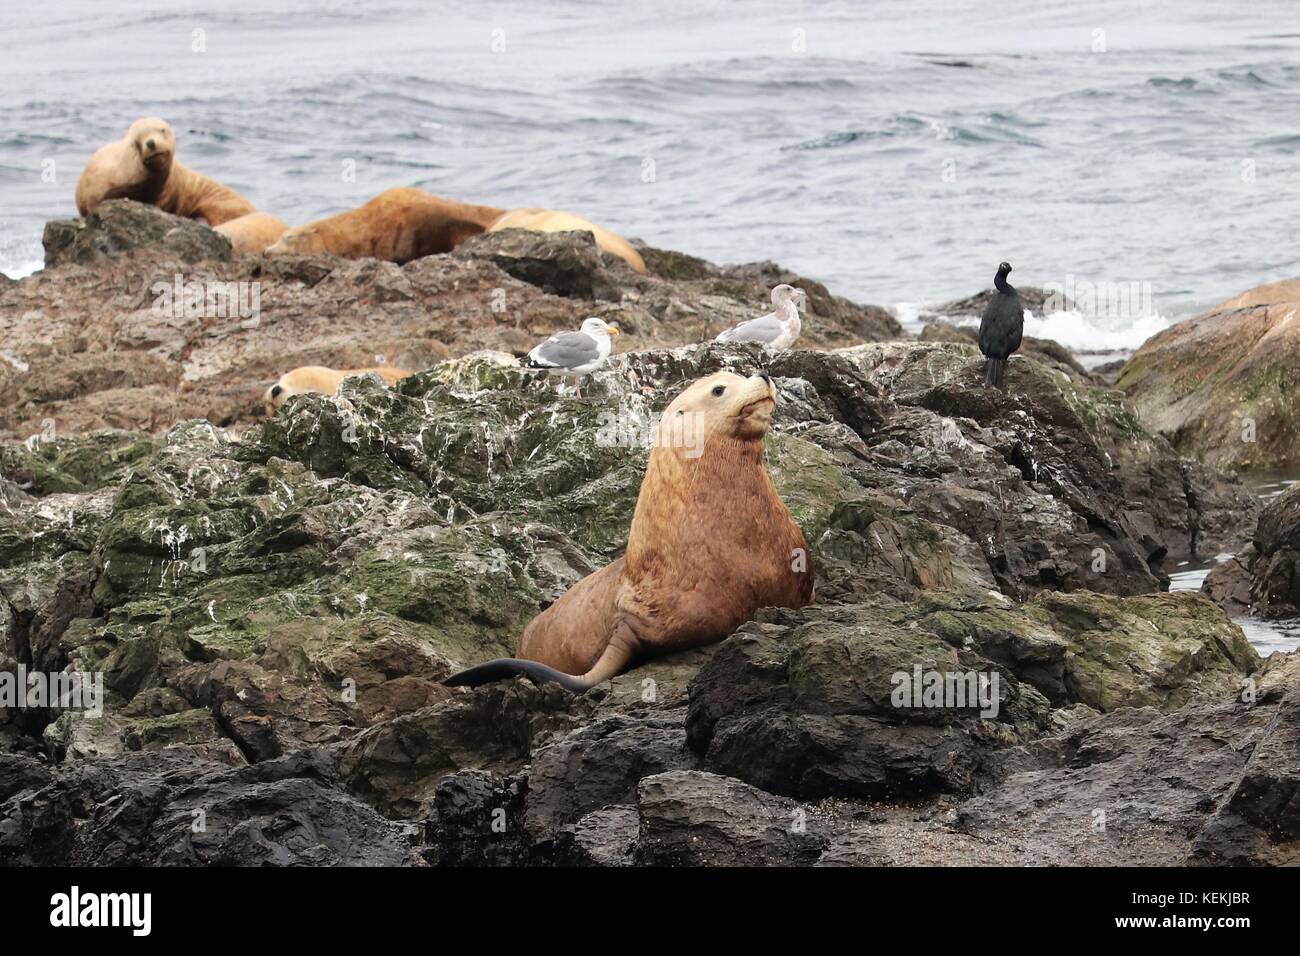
[1, 259, 43, 279]
[892, 301, 924, 335]
[1019, 308, 1172, 353]
[944, 308, 1172, 354]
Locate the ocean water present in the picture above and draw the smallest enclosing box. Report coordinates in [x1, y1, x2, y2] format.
[3, 0, 1300, 353]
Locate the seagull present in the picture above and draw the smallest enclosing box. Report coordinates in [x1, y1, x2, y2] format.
[524, 317, 621, 397]
[715, 284, 805, 349]
[978, 262, 1024, 390]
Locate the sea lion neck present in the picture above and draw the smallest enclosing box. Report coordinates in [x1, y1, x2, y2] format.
[136, 153, 173, 203]
[625, 434, 774, 572]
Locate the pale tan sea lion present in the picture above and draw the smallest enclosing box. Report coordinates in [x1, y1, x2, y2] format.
[215, 212, 290, 256]
[75, 117, 256, 226]
[444, 370, 814, 691]
[265, 188, 505, 263]
[263, 365, 413, 417]
[486, 207, 647, 274]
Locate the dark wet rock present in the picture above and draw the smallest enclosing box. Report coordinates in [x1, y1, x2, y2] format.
[0, 748, 413, 865]
[684, 592, 1255, 803]
[1256, 651, 1300, 703]
[523, 712, 697, 844]
[1202, 550, 1256, 616]
[955, 701, 1276, 865]
[1090, 359, 1127, 387]
[634, 770, 827, 865]
[847, 342, 1256, 588]
[552, 805, 641, 866]
[1192, 684, 1300, 865]
[0, 752, 52, 801]
[454, 228, 625, 300]
[1204, 485, 1300, 619]
[1248, 485, 1300, 617]
[42, 199, 232, 269]
[422, 768, 530, 866]
[335, 681, 582, 818]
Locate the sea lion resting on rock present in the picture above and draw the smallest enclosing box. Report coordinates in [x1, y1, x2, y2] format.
[445, 370, 814, 692]
[75, 117, 256, 226]
[487, 208, 647, 274]
[265, 188, 505, 263]
[264, 365, 412, 417]
[216, 212, 291, 256]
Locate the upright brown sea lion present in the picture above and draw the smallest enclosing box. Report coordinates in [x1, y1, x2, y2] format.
[75, 117, 257, 225]
[265, 188, 505, 263]
[487, 208, 647, 274]
[215, 212, 291, 256]
[444, 370, 814, 691]
[263, 365, 413, 417]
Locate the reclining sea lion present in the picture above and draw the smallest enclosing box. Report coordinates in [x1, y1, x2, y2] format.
[75, 117, 256, 225]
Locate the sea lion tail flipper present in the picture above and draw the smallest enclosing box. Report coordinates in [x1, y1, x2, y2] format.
[443, 637, 636, 694]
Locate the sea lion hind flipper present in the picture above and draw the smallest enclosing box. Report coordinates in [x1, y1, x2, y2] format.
[443, 634, 636, 693]
[442, 658, 591, 692]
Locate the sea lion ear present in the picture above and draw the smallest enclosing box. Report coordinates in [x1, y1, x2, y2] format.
[270, 385, 283, 398]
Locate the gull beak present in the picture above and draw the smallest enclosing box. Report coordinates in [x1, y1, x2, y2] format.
[607, 326, 621, 336]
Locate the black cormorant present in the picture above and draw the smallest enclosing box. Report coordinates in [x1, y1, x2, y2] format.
[978, 261, 1023, 389]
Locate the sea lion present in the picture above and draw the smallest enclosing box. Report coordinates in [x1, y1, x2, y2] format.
[444, 370, 814, 691]
[215, 212, 291, 256]
[265, 188, 505, 263]
[264, 365, 412, 417]
[75, 117, 257, 226]
[487, 208, 647, 274]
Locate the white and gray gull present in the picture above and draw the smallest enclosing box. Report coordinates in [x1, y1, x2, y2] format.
[524, 317, 621, 396]
[715, 283, 805, 349]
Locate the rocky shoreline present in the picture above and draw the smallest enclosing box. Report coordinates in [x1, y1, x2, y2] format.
[0, 202, 1296, 866]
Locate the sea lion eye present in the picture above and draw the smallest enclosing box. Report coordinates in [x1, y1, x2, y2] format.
[712, 385, 726, 397]
[271, 385, 283, 398]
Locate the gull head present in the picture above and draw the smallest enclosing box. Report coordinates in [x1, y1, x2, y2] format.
[580, 317, 620, 338]
[771, 284, 805, 311]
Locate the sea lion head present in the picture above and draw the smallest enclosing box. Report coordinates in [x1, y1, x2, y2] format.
[263, 366, 340, 417]
[126, 118, 175, 174]
[264, 378, 290, 417]
[265, 224, 328, 256]
[656, 370, 777, 457]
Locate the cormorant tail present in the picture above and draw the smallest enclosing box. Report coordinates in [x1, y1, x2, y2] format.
[984, 357, 1006, 389]
[443, 640, 634, 694]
